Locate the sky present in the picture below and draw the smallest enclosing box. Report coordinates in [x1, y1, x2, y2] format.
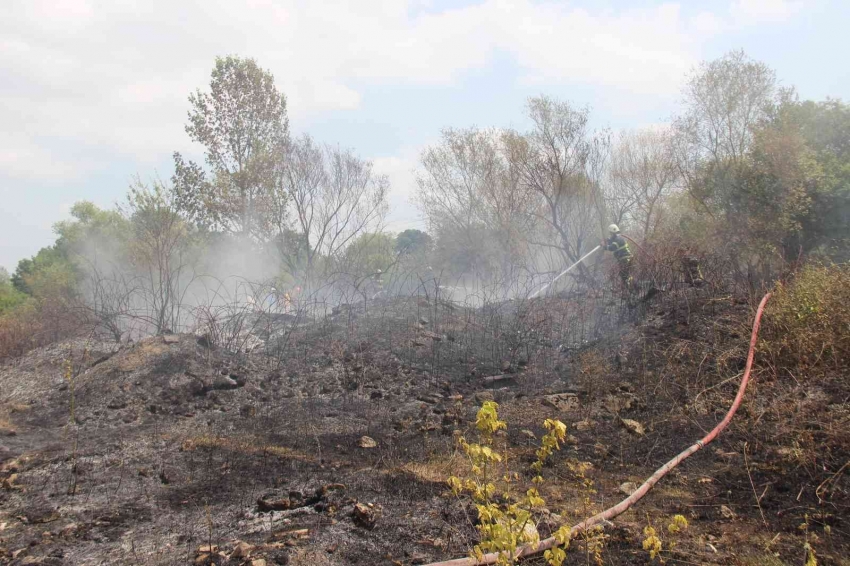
[1, 0, 848, 271]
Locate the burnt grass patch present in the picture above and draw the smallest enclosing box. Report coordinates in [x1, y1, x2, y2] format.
[0, 293, 848, 564]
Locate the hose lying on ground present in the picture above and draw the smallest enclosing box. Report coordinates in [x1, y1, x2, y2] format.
[423, 292, 772, 566]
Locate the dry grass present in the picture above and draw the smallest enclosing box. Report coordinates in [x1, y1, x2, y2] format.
[180, 433, 318, 463]
[116, 338, 169, 371]
[0, 299, 82, 361]
[763, 263, 850, 373]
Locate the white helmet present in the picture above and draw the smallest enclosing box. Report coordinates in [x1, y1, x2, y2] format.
[608, 224, 620, 234]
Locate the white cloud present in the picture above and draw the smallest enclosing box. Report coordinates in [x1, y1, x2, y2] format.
[0, 135, 96, 182]
[730, 0, 804, 24]
[0, 0, 805, 185]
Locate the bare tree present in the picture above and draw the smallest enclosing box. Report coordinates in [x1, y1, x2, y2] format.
[124, 181, 196, 334]
[416, 128, 534, 278]
[282, 135, 389, 284]
[607, 129, 680, 239]
[509, 97, 610, 266]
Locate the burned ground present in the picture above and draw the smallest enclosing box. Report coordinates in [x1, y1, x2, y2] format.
[0, 291, 848, 565]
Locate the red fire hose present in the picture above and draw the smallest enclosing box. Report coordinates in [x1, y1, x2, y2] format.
[423, 293, 772, 566]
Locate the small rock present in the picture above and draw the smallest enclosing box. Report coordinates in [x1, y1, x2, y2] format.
[59, 523, 77, 537]
[163, 334, 180, 344]
[720, 505, 736, 519]
[603, 393, 635, 414]
[542, 393, 579, 412]
[619, 482, 639, 496]
[358, 436, 377, 449]
[251, 559, 267, 566]
[416, 393, 444, 404]
[212, 376, 239, 391]
[473, 391, 494, 404]
[483, 375, 516, 387]
[106, 397, 128, 410]
[421, 330, 444, 341]
[352, 502, 377, 529]
[620, 418, 645, 436]
[574, 419, 596, 431]
[231, 541, 255, 559]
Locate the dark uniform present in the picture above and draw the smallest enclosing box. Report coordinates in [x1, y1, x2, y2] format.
[681, 254, 704, 287]
[606, 234, 633, 287]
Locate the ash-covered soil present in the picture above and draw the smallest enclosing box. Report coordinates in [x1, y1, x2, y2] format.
[1, 294, 847, 565]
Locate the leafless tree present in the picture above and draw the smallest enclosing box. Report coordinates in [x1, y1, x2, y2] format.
[607, 129, 680, 239]
[416, 128, 534, 279]
[281, 134, 389, 284]
[508, 96, 610, 266]
[124, 181, 196, 334]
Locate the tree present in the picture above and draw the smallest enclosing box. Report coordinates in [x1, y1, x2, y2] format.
[395, 229, 432, 255]
[606, 129, 679, 239]
[509, 96, 610, 266]
[12, 201, 125, 298]
[172, 56, 290, 241]
[123, 181, 196, 334]
[282, 135, 389, 283]
[0, 267, 27, 315]
[415, 127, 534, 279]
[673, 50, 778, 211]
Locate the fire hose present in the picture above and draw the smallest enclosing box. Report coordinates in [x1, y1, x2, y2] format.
[423, 292, 772, 566]
[529, 246, 601, 299]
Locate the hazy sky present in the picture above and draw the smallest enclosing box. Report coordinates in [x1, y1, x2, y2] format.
[1, 0, 847, 271]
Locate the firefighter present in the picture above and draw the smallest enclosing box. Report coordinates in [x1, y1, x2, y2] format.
[603, 224, 633, 287]
[680, 250, 704, 287]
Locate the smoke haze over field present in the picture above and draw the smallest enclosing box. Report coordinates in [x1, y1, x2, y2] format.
[1, 0, 849, 270]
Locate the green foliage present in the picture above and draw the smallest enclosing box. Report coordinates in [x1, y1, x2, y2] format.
[0, 268, 28, 315]
[342, 232, 396, 280]
[12, 246, 75, 299]
[53, 201, 127, 251]
[395, 229, 432, 255]
[448, 402, 569, 566]
[763, 263, 850, 371]
[12, 201, 128, 302]
[640, 515, 688, 562]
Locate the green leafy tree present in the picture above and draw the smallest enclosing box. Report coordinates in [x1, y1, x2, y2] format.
[0, 267, 27, 315]
[341, 232, 396, 280]
[12, 202, 126, 299]
[395, 229, 432, 255]
[172, 56, 290, 241]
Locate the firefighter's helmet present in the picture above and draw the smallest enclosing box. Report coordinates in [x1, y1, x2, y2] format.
[608, 224, 620, 234]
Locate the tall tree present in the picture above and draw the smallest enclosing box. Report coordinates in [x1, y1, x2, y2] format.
[606, 129, 679, 239]
[673, 50, 778, 211]
[509, 96, 610, 265]
[172, 56, 290, 241]
[283, 135, 389, 282]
